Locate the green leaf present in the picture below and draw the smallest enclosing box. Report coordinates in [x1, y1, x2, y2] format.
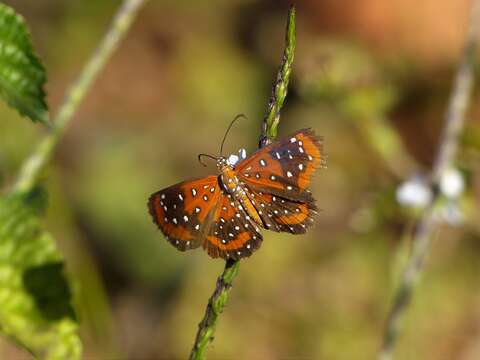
[0, 3, 49, 124]
[0, 190, 81, 359]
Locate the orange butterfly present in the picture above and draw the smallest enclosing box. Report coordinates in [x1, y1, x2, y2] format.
[148, 128, 323, 260]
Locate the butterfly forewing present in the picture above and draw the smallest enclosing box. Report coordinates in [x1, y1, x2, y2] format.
[148, 176, 221, 251]
[203, 194, 263, 260]
[236, 128, 323, 201]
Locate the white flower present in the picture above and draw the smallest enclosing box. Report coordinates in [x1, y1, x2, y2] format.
[396, 176, 432, 208]
[440, 168, 464, 199]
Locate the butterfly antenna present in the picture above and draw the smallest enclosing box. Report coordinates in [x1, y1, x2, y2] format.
[220, 113, 247, 156]
[198, 153, 218, 167]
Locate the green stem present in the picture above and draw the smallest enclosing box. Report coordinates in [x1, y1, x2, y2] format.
[188, 6, 296, 360]
[260, 5, 296, 147]
[378, 1, 480, 359]
[12, 0, 148, 194]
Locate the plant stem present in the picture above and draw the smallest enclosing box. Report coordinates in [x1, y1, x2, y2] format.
[260, 5, 296, 148]
[378, 1, 480, 359]
[188, 6, 296, 360]
[12, 0, 148, 194]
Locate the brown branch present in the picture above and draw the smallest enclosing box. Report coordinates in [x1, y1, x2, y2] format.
[378, 1, 480, 359]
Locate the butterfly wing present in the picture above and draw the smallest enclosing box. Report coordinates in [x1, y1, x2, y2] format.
[235, 128, 322, 234]
[236, 128, 323, 202]
[203, 194, 263, 260]
[148, 176, 221, 251]
[243, 190, 317, 234]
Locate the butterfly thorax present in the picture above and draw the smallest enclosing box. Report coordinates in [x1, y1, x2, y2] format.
[217, 157, 263, 224]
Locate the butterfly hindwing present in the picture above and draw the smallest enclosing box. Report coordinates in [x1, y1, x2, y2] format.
[203, 194, 263, 260]
[243, 188, 317, 234]
[236, 128, 323, 202]
[148, 176, 221, 251]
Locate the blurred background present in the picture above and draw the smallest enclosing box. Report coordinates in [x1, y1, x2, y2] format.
[1, 0, 480, 359]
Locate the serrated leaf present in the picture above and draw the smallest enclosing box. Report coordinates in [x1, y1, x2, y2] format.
[0, 191, 81, 359]
[0, 3, 49, 124]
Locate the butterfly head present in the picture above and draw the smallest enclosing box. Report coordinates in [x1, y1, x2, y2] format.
[216, 156, 231, 171]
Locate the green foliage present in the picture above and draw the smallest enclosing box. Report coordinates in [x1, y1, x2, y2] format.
[0, 190, 81, 359]
[297, 40, 397, 117]
[0, 3, 49, 124]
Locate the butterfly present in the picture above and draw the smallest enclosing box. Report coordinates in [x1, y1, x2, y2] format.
[148, 128, 323, 260]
